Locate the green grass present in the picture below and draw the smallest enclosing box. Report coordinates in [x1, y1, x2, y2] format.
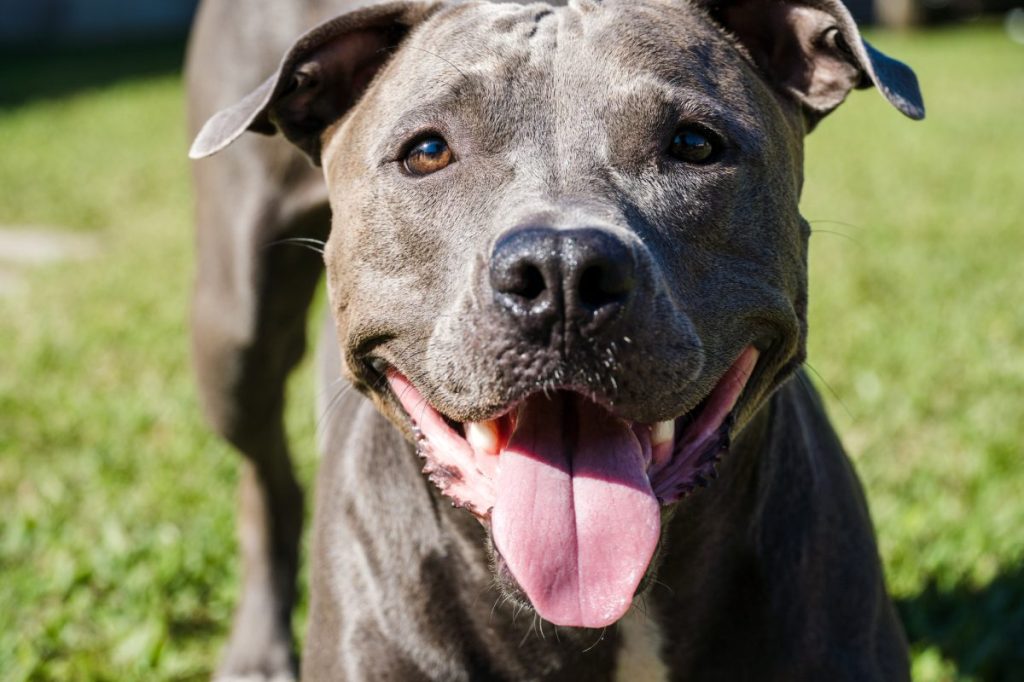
[801, 26, 1024, 681]
[1, 24, 1022, 681]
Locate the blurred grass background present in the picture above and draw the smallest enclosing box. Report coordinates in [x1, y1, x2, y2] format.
[0, 22, 1022, 682]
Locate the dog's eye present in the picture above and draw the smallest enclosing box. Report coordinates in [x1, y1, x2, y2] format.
[668, 126, 719, 164]
[404, 136, 453, 176]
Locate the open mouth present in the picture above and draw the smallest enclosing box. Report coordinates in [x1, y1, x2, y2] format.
[386, 346, 759, 629]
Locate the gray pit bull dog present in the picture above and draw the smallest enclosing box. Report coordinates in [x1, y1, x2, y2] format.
[186, 0, 924, 679]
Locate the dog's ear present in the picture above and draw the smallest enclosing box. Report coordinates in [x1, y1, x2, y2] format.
[702, 0, 925, 129]
[189, 1, 442, 165]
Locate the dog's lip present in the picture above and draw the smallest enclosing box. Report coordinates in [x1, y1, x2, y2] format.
[382, 344, 761, 516]
[370, 336, 771, 427]
[380, 342, 761, 428]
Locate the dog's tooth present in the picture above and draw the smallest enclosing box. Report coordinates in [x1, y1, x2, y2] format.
[652, 420, 675, 447]
[465, 420, 500, 455]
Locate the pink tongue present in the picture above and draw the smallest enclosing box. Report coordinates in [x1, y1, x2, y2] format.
[491, 395, 660, 628]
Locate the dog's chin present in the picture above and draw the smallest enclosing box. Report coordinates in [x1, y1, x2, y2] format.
[384, 346, 759, 629]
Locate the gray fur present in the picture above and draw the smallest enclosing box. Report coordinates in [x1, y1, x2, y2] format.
[186, 1, 923, 679]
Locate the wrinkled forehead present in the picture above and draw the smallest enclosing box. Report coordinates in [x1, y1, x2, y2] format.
[411, 0, 729, 75]
[366, 0, 767, 143]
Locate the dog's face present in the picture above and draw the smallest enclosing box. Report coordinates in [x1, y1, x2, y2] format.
[192, 0, 922, 629]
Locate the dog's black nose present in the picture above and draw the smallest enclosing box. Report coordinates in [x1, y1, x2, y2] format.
[489, 226, 635, 337]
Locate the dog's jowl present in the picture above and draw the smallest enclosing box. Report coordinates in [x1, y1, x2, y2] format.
[187, 1, 924, 679]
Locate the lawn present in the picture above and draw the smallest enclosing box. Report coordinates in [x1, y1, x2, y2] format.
[1, 24, 1022, 682]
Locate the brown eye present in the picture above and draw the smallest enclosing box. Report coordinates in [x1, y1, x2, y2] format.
[404, 136, 453, 176]
[669, 126, 719, 164]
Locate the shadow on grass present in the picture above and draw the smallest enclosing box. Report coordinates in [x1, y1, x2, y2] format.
[0, 39, 187, 108]
[897, 566, 1024, 681]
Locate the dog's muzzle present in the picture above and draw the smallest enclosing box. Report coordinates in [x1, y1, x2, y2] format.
[386, 345, 758, 628]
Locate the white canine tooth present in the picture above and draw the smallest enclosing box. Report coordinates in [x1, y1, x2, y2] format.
[652, 420, 675, 447]
[465, 420, 500, 455]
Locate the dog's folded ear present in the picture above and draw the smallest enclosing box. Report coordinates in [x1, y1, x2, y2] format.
[701, 0, 925, 129]
[189, 1, 442, 165]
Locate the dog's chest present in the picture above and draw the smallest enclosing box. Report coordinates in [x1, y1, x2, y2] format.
[613, 610, 670, 682]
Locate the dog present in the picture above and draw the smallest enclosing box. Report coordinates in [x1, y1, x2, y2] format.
[186, 0, 924, 679]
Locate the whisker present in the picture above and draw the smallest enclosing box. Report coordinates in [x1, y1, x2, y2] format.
[264, 237, 326, 255]
[582, 627, 608, 653]
[648, 576, 675, 598]
[490, 593, 510, 623]
[801, 362, 853, 419]
[402, 45, 468, 78]
[519, 618, 533, 647]
[316, 381, 354, 434]
[810, 228, 862, 247]
[806, 218, 864, 231]
[634, 594, 650, 619]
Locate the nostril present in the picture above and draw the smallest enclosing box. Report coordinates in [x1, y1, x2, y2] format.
[578, 261, 632, 310]
[493, 259, 548, 301]
[490, 227, 558, 306]
[515, 262, 547, 301]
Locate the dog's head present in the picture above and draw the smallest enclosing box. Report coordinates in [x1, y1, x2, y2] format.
[192, 0, 922, 629]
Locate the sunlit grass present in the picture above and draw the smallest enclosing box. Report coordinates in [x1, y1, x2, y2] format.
[802, 25, 1024, 681]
